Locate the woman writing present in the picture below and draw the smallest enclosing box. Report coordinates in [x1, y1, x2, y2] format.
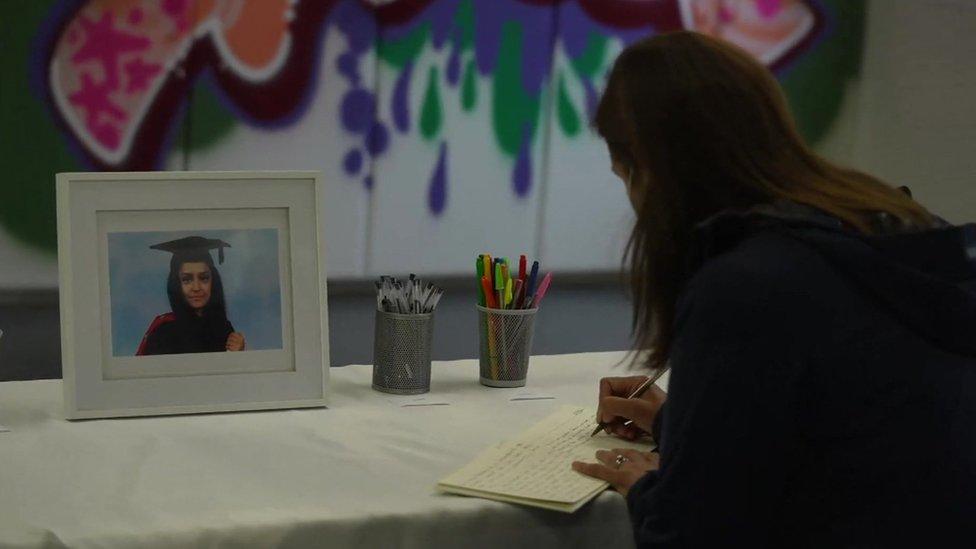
[137, 236, 247, 355]
[571, 32, 976, 546]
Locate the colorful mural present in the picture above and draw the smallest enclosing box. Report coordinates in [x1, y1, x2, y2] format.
[0, 0, 863, 270]
[39, 0, 821, 207]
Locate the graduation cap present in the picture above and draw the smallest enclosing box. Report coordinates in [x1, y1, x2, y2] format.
[150, 236, 232, 264]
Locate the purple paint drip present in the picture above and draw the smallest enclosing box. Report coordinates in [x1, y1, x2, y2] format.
[518, 22, 555, 97]
[343, 149, 363, 175]
[334, 0, 375, 54]
[512, 126, 532, 197]
[428, 141, 448, 215]
[557, 0, 652, 61]
[380, 0, 628, 97]
[558, 2, 592, 59]
[379, 0, 454, 45]
[473, 5, 505, 76]
[365, 121, 389, 156]
[392, 61, 413, 133]
[427, 0, 459, 49]
[337, 51, 359, 85]
[471, 0, 554, 95]
[340, 88, 375, 134]
[445, 46, 461, 86]
[363, 175, 374, 190]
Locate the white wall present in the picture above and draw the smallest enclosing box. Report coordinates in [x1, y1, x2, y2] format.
[819, 0, 976, 223]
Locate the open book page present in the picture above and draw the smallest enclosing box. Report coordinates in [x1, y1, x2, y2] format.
[437, 406, 653, 512]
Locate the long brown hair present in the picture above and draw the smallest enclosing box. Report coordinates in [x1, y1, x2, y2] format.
[594, 31, 933, 373]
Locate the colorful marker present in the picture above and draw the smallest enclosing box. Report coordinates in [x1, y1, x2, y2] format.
[531, 272, 553, 309]
[481, 275, 496, 308]
[483, 255, 492, 291]
[494, 262, 504, 310]
[476, 255, 486, 306]
[525, 261, 540, 303]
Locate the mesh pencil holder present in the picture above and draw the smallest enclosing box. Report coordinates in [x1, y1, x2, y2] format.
[477, 305, 538, 388]
[372, 309, 434, 395]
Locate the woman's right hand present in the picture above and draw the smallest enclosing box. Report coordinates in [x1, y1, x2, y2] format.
[226, 332, 246, 352]
[597, 376, 666, 440]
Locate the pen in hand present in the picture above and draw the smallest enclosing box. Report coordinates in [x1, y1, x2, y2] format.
[590, 368, 668, 437]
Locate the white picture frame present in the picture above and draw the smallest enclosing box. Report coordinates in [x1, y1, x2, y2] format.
[57, 171, 330, 419]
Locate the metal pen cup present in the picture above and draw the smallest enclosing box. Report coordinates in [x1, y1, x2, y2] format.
[476, 305, 538, 387]
[372, 309, 434, 394]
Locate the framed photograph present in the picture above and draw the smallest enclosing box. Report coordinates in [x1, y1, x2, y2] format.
[57, 171, 329, 419]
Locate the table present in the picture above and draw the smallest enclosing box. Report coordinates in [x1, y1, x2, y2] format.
[0, 351, 666, 549]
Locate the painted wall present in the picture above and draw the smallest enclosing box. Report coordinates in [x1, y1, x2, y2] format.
[1, 0, 864, 287]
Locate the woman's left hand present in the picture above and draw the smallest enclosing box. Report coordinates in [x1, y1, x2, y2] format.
[226, 332, 246, 352]
[572, 448, 659, 497]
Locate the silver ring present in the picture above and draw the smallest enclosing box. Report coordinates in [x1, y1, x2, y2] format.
[614, 455, 628, 468]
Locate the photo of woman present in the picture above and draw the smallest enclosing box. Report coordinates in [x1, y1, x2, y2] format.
[136, 236, 247, 355]
[107, 228, 283, 358]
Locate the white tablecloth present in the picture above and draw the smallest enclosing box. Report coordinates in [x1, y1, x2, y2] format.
[0, 351, 665, 549]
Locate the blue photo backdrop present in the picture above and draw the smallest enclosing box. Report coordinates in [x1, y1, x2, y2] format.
[108, 228, 283, 356]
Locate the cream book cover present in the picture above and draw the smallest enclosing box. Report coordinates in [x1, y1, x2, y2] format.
[437, 406, 654, 513]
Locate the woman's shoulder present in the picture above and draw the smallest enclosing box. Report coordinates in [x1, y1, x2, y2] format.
[681, 231, 847, 321]
[693, 231, 838, 290]
[672, 231, 859, 366]
[143, 313, 185, 345]
[145, 313, 177, 333]
[136, 313, 178, 355]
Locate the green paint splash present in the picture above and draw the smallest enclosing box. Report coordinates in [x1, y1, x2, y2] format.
[378, 23, 430, 68]
[780, 0, 866, 144]
[461, 58, 478, 112]
[556, 72, 580, 137]
[420, 66, 443, 140]
[455, 0, 475, 51]
[492, 22, 540, 157]
[0, 0, 80, 251]
[570, 32, 608, 79]
[179, 85, 236, 152]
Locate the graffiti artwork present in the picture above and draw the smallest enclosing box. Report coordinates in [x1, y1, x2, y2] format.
[38, 0, 823, 214]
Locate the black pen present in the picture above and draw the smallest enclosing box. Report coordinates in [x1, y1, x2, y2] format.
[590, 368, 668, 437]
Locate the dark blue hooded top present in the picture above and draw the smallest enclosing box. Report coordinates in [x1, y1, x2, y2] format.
[626, 201, 976, 548]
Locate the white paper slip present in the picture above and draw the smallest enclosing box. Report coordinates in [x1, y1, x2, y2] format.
[509, 392, 556, 401]
[395, 396, 452, 407]
[436, 405, 652, 513]
[0, 424, 9, 433]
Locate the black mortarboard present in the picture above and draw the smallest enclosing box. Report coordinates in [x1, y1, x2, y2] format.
[150, 236, 232, 264]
